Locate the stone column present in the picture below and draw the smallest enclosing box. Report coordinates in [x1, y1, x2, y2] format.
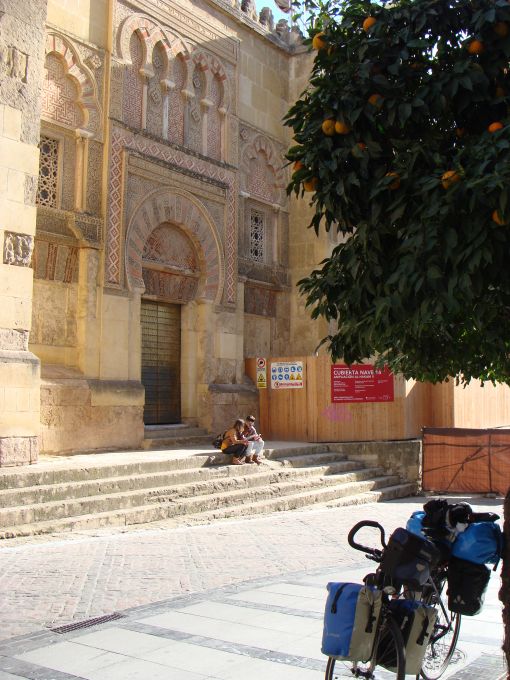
[0, 0, 48, 465]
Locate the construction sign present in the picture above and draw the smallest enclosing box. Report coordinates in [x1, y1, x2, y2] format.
[256, 357, 267, 389]
[270, 361, 304, 389]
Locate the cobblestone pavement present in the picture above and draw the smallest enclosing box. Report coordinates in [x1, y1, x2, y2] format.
[0, 495, 505, 679]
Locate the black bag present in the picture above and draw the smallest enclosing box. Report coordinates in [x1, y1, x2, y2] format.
[212, 432, 225, 449]
[380, 599, 437, 674]
[380, 528, 441, 589]
[447, 556, 490, 616]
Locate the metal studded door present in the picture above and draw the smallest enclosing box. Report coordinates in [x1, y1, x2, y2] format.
[141, 301, 181, 424]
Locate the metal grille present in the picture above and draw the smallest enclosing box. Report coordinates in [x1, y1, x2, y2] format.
[141, 301, 181, 425]
[249, 209, 265, 262]
[51, 613, 125, 634]
[37, 135, 59, 208]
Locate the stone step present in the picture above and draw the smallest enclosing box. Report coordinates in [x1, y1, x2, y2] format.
[0, 474, 410, 540]
[0, 464, 391, 526]
[144, 426, 208, 439]
[176, 482, 418, 525]
[0, 453, 213, 490]
[264, 444, 332, 459]
[0, 457, 359, 507]
[271, 451, 354, 467]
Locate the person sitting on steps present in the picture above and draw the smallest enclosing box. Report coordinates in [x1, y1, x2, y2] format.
[243, 415, 264, 465]
[221, 418, 252, 465]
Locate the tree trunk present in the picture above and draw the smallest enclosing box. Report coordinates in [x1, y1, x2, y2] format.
[501, 489, 510, 678]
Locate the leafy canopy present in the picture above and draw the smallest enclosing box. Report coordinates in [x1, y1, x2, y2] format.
[285, 0, 510, 384]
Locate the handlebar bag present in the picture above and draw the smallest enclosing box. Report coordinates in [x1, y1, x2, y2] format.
[447, 556, 491, 616]
[322, 582, 382, 661]
[381, 600, 438, 675]
[451, 521, 503, 566]
[380, 527, 441, 589]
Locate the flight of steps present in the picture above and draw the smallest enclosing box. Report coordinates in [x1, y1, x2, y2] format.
[142, 424, 211, 449]
[0, 444, 417, 540]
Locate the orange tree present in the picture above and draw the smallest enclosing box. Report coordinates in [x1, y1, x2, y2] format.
[285, 0, 510, 384]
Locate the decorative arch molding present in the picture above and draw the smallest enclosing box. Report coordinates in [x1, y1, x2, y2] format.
[44, 31, 102, 137]
[125, 188, 225, 305]
[241, 133, 286, 204]
[117, 13, 189, 69]
[190, 50, 231, 112]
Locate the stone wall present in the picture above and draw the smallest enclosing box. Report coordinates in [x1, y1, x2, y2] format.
[330, 439, 422, 486]
[0, 0, 48, 465]
[40, 374, 144, 454]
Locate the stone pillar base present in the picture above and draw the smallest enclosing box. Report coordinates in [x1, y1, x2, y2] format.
[0, 436, 38, 466]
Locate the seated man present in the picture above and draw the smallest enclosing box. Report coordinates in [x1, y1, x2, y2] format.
[243, 415, 264, 464]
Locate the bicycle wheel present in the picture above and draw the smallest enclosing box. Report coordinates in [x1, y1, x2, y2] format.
[418, 585, 461, 679]
[325, 616, 406, 679]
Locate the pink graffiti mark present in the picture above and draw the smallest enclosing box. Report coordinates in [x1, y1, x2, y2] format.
[321, 403, 353, 422]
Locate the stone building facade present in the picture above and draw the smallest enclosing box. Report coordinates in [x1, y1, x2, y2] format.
[0, 0, 330, 462]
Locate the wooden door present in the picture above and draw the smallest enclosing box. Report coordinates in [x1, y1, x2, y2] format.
[141, 300, 181, 424]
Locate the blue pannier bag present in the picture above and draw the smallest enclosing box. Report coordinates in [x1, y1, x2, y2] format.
[322, 582, 382, 662]
[451, 521, 503, 566]
[406, 511, 426, 538]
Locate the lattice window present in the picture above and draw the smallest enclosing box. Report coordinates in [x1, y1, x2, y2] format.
[36, 135, 60, 208]
[249, 209, 266, 262]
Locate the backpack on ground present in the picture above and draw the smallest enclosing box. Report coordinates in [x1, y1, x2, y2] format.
[322, 582, 382, 662]
[380, 528, 441, 589]
[212, 432, 225, 449]
[380, 599, 437, 675]
[447, 556, 491, 616]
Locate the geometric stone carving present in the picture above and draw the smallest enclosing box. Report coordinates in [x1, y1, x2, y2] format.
[125, 189, 224, 303]
[107, 127, 236, 305]
[44, 31, 103, 138]
[244, 283, 277, 317]
[143, 224, 199, 272]
[3, 232, 34, 267]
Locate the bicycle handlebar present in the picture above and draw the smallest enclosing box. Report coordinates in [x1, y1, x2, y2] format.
[347, 520, 387, 558]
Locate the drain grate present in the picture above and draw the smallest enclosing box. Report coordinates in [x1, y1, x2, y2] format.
[51, 612, 125, 634]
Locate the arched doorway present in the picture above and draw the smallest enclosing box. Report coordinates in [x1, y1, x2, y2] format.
[140, 223, 200, 425]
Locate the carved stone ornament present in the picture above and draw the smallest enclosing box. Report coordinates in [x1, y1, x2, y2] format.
[3, 232, 34, 267]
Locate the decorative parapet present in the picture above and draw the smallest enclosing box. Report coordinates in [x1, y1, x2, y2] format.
[208, 0, 303, 49]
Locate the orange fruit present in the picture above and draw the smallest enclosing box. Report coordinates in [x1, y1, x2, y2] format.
[293, 160, 304, 173]
[312, 32, 327, 50]
[496, 86, 506, 98]
[321, 118, 336, 136]
[385, 172, 400, 189]
[488, 121, 504, 132]
[494, 22, 509, 38]
[363, 16, 377, 32]
[455, 127, 466, 138]
[303, 177, 318, 192]
[441, 170, 461, 189]
[368, 93, 384, 108]
[335, 120, 351, 134]
[351, 142, 367, 155]
[467, 39, 484, 55]
[492, 209, 507, 225]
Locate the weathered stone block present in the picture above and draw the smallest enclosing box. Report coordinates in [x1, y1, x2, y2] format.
[0, 435, 38, 466]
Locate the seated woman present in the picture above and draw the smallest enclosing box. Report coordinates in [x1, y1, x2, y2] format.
[221, 419, 250, 465]
[243, 415, 264, 465]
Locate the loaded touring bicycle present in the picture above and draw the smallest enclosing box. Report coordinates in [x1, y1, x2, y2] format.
[321, 500, 503, 679]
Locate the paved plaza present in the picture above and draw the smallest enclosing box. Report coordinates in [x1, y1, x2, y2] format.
[0, 496, 506, 679]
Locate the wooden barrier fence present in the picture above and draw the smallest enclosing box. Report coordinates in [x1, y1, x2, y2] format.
[245, 356, 436, 442]
[422, 427, 510, 495]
